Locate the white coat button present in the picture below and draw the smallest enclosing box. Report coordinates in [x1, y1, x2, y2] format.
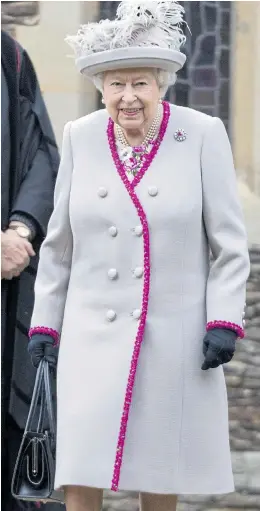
[106, 310, 116, 321]
[132, 309, 141, 320]
[108, 268, 118, 280]
[134, 225, 143, 237]
[98, 187, 108, 198]
[148, 186, 158, 197]
[133, 267, 143, 278]
[109, 226, 118, 237]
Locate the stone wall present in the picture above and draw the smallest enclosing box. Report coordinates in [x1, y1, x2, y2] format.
[103, 247, 260, 511]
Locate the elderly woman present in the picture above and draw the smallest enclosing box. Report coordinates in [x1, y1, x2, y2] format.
[28, 2, 250, 511]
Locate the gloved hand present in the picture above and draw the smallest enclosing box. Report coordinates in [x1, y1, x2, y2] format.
[201, 328, 237, 371]
[28, 334, 58, 369]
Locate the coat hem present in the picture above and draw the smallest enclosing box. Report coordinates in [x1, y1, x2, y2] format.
[55, 476, 235, 496]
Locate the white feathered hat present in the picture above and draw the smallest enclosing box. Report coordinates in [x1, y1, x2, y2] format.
[65, 1, 187, 78]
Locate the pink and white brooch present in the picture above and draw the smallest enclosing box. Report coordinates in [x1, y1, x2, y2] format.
[174, 128, 187, 142]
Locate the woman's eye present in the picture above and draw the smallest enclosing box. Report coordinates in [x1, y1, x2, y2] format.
[111, 82, 122, 87]
[135, 82, 147, 86]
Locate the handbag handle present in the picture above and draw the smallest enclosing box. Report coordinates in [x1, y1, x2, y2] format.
[36, 380, 45, 433]
[43, 360, 56, 438]
[24, 360, 56, 438]
[24, 360, 45, 434]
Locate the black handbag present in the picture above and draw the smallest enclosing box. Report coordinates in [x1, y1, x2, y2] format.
[11, 359, 64, 504]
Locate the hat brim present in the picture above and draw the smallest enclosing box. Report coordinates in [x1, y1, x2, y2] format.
[76, 47, 186, 77]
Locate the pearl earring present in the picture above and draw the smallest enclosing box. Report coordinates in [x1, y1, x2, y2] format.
[101, 98, 105, 104]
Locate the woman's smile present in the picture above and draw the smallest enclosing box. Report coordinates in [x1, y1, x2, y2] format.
[119, 108, 143, 118]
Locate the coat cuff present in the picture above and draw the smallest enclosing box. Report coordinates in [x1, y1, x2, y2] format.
[206, 320, 245, 339]
[29, 326, 60, 346]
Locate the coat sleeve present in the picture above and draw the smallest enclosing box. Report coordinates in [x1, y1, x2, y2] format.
[201, 116, 250, 337]
[11, 142, 56, 237]
[29, 122, 73, 341]
[11, 47, 59, 239]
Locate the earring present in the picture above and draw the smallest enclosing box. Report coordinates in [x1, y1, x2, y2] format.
[101, 98, 105, 104]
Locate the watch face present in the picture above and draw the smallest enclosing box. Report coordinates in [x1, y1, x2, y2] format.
[17, 226, 30, 238]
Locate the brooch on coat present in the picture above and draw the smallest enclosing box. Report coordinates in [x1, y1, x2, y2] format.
[174, 128, 187, 142]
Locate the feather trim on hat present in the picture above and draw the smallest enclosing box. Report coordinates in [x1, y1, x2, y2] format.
[65, 1, 187, 58]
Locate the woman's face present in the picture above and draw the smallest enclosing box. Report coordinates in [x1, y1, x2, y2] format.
[103, 68, 161, 133]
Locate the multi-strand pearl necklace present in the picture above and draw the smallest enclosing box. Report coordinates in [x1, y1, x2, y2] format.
[115, 104, 162, 177]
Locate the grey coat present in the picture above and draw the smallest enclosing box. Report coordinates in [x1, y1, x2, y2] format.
[31, 104, 250, 495]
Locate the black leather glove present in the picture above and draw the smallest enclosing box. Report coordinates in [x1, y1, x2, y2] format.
[201, 328, 237, 371]
[28, 334, 58, 369]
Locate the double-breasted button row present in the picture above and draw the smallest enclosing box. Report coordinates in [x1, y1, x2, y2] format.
[107, 267, 143, 280]
[108, 225, 143, 237]
[98, 188, 145, 324]
[98, 187, 159, 199]
[106, 309, 141, 322]
[106, 265, 142, 323]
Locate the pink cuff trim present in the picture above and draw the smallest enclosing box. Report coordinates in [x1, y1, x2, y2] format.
[206, 320, 244, 339]
[29, 326, 60, 346]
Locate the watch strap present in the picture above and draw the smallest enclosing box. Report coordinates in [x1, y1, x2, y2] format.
[9, 213, 37, 241]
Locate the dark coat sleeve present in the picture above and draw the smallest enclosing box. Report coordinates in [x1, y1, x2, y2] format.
[11, 46, 60, 238]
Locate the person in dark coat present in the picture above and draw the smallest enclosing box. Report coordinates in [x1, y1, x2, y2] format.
[1, 30, 62, 511]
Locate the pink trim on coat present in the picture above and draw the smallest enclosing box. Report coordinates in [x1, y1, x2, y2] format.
[206, 320, 244, 339]
[107, 101, 170, 492]
[28, 326, 60, 346]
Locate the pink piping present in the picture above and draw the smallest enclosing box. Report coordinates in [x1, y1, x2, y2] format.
[15, 42, 21, 73]
[107, 101, 170, 491]
[206, 320, 244, 339]
[28, 326, 60, 347]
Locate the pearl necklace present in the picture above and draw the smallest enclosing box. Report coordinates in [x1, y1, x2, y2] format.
[115, 104, 162, 148]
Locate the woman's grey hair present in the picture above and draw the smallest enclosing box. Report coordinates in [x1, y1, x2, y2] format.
[92, 69, 176, 97]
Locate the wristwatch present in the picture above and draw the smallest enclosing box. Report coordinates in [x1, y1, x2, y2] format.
[9, 225, 32, 240]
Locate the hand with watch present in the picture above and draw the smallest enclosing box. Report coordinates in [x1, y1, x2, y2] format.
[9, 223, 33, 241]
[1, 221, 36, 280]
